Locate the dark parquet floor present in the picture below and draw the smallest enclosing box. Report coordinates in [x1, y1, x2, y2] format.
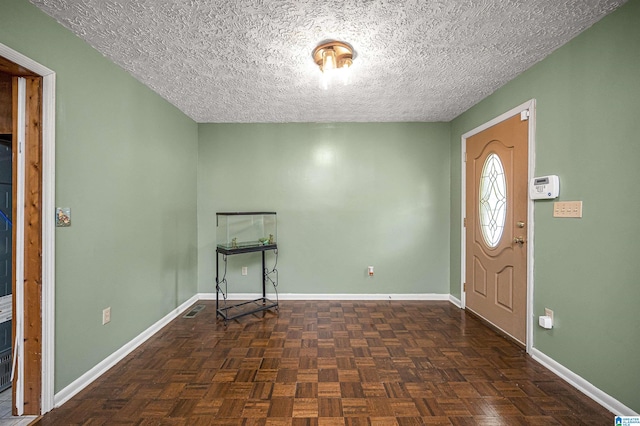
[35, 301, 613, 425]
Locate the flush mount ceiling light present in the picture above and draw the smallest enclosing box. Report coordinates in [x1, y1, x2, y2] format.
[312, 41, 354, 90]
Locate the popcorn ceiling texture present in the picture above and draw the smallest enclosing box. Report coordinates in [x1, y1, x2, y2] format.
[30, 0, 626, 123]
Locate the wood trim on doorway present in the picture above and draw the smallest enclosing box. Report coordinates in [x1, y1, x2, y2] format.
[23, 76, 43, 415]
[0, 60, 37, 77]
[10, 72, 42, 416]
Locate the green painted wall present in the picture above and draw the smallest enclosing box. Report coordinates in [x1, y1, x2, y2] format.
[450, 1, 640, 412]
[0, 0, 199, 392]
[3, 0, 637, 413]
[198, 123, 451, 296]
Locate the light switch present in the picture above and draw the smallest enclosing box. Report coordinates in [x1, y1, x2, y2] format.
[553, 201, 582, 218]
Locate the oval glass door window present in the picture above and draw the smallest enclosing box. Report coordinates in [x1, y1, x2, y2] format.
[479, 153, 507, 248]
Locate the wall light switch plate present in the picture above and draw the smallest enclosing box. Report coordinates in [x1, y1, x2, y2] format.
[553, 201, 582, 218]
[56, 207, 71, 227]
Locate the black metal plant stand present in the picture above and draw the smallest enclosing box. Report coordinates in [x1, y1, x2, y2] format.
[215, 244, 279, 323]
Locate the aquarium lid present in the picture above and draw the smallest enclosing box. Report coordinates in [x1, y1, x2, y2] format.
[216, 211, 277, 216]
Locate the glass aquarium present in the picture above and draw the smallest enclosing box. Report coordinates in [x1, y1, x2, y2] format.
[216, 212, 277, 250]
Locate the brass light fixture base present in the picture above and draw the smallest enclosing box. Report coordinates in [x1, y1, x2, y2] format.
[312, 41, 354, 71]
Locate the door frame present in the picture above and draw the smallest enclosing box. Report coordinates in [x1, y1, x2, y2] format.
[0, 42, 55, 414]
[460, 99, 535, 353]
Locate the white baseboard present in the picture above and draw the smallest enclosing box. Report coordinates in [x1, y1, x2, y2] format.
[53, 294, 199, 408]
[530, 348, 637, 416]
[449, 294, 462, 308]
[198, 292, 450, 301]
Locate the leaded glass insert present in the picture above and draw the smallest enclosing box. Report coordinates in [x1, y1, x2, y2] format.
[479, 153, 507, 248]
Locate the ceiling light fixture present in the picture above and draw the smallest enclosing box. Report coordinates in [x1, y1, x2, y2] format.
[312, 41, 354, 90]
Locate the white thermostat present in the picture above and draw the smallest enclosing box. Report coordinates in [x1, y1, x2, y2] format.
[529, 175, 559, 200]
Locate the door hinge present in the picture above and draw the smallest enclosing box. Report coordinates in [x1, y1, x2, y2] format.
[463, 218, 466, 227]
[520, 110, 530, 121]
[464, 282, 466, 292]
[464, 151, 467, 162]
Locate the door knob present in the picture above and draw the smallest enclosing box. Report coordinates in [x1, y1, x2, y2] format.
[516, 221, 525, 228]
[513, 236, 525, 244]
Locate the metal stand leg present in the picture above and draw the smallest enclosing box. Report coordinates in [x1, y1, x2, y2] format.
[262, 250, 266, 304]
[215, 251, 219, 318]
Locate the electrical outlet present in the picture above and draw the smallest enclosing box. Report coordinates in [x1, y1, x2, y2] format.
[242, 266, 248, 276]
[544, 308, 554, 322]
[102, 307, 111, 325]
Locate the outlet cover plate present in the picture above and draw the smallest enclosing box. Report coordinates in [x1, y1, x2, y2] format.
[544, 308, 554, 322]
[102, 307, 111, 325]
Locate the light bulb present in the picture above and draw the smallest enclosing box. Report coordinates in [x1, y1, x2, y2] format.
[322, 49, 336, 71]
[340, 59, 352, 85]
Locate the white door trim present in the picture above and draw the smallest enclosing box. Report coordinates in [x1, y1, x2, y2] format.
[460, 99, 536, 353]
[0, 42, 56, 414]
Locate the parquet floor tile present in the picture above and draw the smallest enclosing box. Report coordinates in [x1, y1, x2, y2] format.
[35, 301, 613, 425]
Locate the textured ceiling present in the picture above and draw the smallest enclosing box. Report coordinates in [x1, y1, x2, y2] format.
[30, 0, 626, 123]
